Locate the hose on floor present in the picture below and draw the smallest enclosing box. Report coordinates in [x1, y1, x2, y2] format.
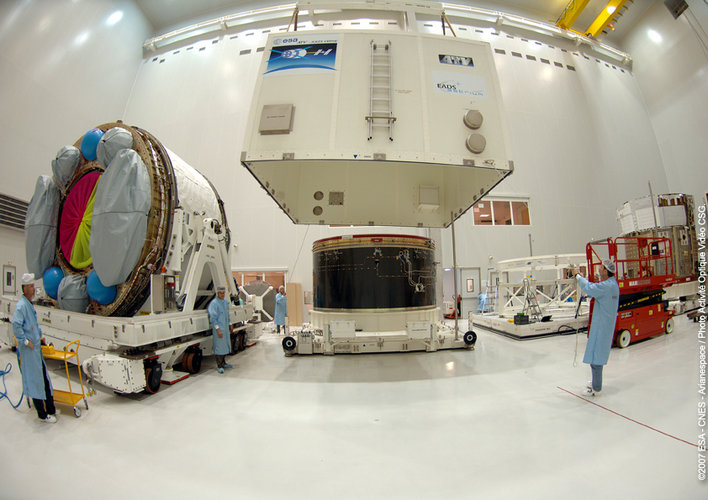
[0, 361, 24, 409]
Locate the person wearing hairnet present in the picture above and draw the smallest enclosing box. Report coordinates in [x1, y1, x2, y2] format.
[274, 286, 287, 334]
[208, 286, 234, 374]
[574, 259, 620, 396]
[12, 273, 57, 423]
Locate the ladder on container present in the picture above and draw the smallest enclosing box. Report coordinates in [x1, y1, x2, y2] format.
[522, 278, 543, 321]
[366, 40, 396, 141]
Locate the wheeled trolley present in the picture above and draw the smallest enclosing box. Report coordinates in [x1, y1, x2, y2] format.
[42, 340, 89, 417]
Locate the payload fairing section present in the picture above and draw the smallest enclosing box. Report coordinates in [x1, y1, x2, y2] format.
[241, 31, 513, 228]
[281, 234, 476, 355]
[1, 122, 254, 393]
[240, 30, 513, 353]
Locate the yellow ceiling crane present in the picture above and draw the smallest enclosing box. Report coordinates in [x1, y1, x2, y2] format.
[556, 0, 632, 38]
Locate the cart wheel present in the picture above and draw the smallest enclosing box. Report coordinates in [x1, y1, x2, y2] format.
[182, 352, 194, 373]
[616, 330, 631, 348]
[665, 317, 674, 334]
[463, 330, 477, 346]
[189, 350, 202, 374]
[282, 336, 297, 352]
[74, 407, 81, 418]
[84, 399, 89, 410]
[144, 365, 162, 394]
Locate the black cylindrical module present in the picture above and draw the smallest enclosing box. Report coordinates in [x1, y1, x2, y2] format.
[313, 234, 436, 311]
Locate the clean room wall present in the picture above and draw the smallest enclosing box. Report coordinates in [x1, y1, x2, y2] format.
[0, 0, 151, 279]
[620, 1, 708, 208]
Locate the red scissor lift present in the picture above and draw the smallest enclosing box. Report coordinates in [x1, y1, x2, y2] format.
[586, 236, 676, 348]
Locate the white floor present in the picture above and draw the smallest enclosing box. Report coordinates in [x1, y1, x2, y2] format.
[0, 315, 704, 499]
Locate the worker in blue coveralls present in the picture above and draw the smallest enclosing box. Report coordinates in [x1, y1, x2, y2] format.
[208, 286, 234, 374]
[12, 273, 57, 423]
[574, 259, 620, 396]
[274, 286, 287, 334]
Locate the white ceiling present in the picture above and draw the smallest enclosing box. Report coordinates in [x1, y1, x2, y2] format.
[133, 0, 655, 49]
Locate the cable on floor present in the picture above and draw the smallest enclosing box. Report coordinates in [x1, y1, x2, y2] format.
[0, 361, 24, 409]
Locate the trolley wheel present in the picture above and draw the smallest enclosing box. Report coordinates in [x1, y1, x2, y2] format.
[182, 352, 193, 373]
[190, 350, 202, 373]
[144, 365, 162, 394]
[616, 329, 631, 349]
[282, 336, 297, 352]
[665, 317, 674, 334]
[463, 330, 477, 346]
[73, 407, 81, 418]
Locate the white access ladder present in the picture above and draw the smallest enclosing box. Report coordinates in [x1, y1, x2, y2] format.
[522, 278, 543, 321]
[366, 40, 396, 141]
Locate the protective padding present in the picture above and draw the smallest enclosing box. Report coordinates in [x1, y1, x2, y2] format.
[57, 274, 89, 313]
[97, 127, 134, 169]
[51, 145, 80, 189]
[59, 172, 101, 269]
[25, 175, 60, 277]
[90, 149, 151, 286]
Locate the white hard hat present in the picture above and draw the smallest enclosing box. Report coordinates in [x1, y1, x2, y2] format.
[602, 259, 616, 274]
[21, 273, 36, 285]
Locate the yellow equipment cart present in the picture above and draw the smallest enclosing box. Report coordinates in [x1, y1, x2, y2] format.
[41, 340, 89, 418]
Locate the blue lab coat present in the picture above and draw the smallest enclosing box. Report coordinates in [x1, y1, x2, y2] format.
[577, 275, 620, 366]
[274, 292, 287, 326]
[207, 297, 231, 355]
[12, 296, 53, 400]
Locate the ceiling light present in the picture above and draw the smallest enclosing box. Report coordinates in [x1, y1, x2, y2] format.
[648, 29, 663, 44]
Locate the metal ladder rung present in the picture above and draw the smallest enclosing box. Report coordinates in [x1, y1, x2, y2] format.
[368, 39, 394, 142]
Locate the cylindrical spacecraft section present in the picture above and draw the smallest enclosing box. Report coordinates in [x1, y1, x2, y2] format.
[312, 234, 436, 312]
[25, 121, 229, 317]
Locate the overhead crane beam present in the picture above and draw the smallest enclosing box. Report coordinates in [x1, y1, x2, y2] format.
[585, 0, 630, 38]
[556, 0, 590, 30]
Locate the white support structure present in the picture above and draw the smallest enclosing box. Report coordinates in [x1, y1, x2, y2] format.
[0, 217, 256, 394]
[283, 318, 474, 355]
[180, 218, 238, 312]
[471, 254, 589, 340]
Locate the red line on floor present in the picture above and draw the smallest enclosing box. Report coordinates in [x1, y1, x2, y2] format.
[557, 386, 697, 448]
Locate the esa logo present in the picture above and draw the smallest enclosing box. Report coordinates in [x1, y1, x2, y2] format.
[274, 38, 299, 45]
